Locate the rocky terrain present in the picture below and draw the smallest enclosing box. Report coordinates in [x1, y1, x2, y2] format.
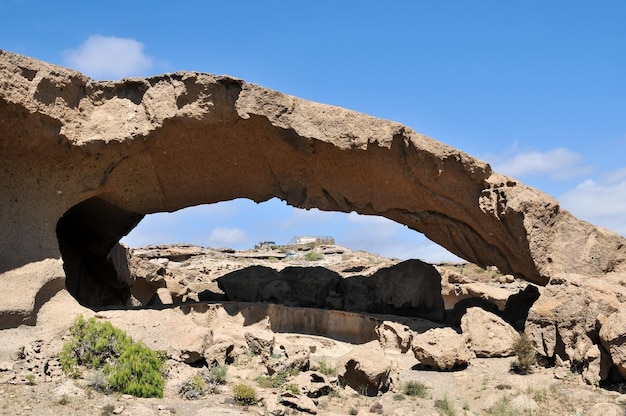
[2, 50, 626, 415]
[1, 243, 625, 415]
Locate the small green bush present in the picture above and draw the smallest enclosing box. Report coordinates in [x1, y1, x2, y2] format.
[305, 251, 324, 261]
[256, 370, 289, 388]
[232, 383, 257, 405]
[59, 315, 132, 377]
[284, 383, 300, 395]
[208, 363, 228, 384]
[510, 333, 536, 374]
[179, 374, 206, 400]
[317, 358, 337, 376]
[403, 380, 428, 398]
[105, 341, 164, 398]
[59, 315, 164, 398]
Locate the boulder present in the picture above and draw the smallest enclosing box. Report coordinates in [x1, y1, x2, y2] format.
[461, 307, 518, 357]
[217, 266, 284, 302]
[219, 261, 444, 321]
[278, 392, 317, 414]
[336, 343, 398, 396]
[599, 307, 626, 379]
[245, 331, 275, 359]
[290, 371, 334, 398]
[525, 274, 625, 381]
[2, 50, 626, 320]
[280, 266, 341, 308]
[370, 259, 445, 322]
[412, 327, 472, 370]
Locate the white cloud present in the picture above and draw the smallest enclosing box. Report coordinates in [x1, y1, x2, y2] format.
[559, 171, 626, 236]
[206, 227, 250, 248]
[488, 146, 591, 180]
[63, 35, 153, 80]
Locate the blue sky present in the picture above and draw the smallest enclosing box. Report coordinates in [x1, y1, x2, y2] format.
[2, 1, 625, 261]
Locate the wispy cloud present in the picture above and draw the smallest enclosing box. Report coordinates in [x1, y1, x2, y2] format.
[559, 169, 626, 236]
[341, 213, 463, 262]
[63, 35, 153, 80]
[206, 227, 250, 248]
[487, 145, 591, 180]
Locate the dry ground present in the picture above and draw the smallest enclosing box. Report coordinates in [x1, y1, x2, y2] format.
[1, 246, 625, 415]
[1, 333, 624, 416]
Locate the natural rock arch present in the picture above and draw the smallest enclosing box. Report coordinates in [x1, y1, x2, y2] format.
[1, 50, 626, 318]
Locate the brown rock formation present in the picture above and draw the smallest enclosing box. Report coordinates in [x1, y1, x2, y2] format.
[1, 49, 626, 323]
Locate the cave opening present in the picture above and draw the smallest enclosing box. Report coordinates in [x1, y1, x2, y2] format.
[55, 196, 540, 340]
[55, 197, 462, 309]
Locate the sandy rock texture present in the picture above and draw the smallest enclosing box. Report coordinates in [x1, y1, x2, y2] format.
[2, 49, 626, 325]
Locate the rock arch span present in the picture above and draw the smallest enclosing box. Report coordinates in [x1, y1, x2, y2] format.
[1, 50, 625, 317]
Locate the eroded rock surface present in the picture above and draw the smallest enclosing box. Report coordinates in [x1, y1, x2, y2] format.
[2, 49, 626, 323]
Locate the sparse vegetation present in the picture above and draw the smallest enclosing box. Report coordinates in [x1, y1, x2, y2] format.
[434, 395, 456, 416]
[318, 357, 337, 376]
[25, 374, 35, 385]
[284, 383, 300, 395]
[510, 333, 537, 374]
[59, 315, 164, 398]
[232, 383, 257, 405]
[256, 370, 289, 388]
[402, 380, 428, 398]
[305, 251, 324, 261]
[208, 363, 228, 385]
[484, 395, 521, 415]
[179, 374, 206, 400]
[100, 404, 115, 416]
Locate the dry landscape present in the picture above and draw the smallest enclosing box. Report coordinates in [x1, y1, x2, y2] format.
[2, 50, 626, 416]
[1, 243, 625, 416]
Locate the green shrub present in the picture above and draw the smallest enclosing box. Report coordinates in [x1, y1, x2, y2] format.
[284, 383, 300, 395]
[305, 251, 324, 261]
[179, 374, 206, 400]
[59, 315, 164, 398]
[403, 380, 428, 398]
[105, 341, 164, 398]
[208, 363, 228, 384]
[510, 333, 536, 374]
[232, 383, 257, 405]
[317, 358, 337, 376]
[59, 315, 132, 377]
[255, 370, 289, 388]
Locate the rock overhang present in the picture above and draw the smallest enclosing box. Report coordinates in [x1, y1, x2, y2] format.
[1, 49, 626, 314]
